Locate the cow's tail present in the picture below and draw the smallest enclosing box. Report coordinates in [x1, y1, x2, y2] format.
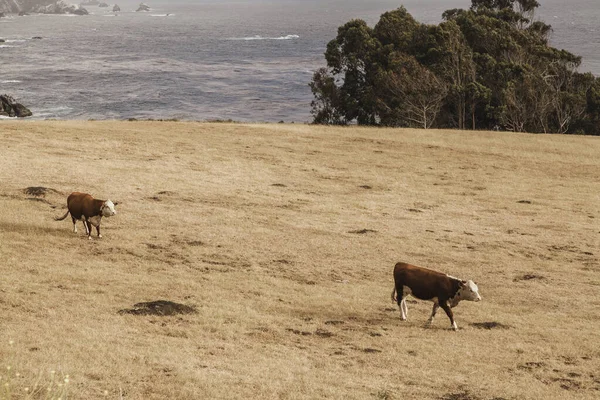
[54, 210, 70, 221]
[391, 286, 397, 304]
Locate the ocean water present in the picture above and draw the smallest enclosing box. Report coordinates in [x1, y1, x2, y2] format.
[1, 0, 598, 122]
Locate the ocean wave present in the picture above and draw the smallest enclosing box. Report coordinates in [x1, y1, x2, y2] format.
[33, 106, 74, 119]
[5, 39, 27, 43]
[230, 34, 300, 41]
[0, 45, 17, 48]
[1, 80, 22, 83]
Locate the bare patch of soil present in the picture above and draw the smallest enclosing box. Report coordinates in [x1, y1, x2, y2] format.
[518, 361, 545, 370]
[440, 390, 479, 400]
[348, 229, 378, 234]
[23, 186, 59, 197]
[314, 329, 334, 338]
[118, 300, 197, 316]
[513, 274, 546, 282]
[470, 322, 512, 330]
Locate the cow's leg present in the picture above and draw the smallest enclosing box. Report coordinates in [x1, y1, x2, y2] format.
[400, 297, 408, 320]
[394, 281, 408, 320]
[72, 217, 78, 233]
[83, 218, 92, 240]
[439, 301, 457, 331]
[427, 303, 439, 326]
[96, 224, 102, 238]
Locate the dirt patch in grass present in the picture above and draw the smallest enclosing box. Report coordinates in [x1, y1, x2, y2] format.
[440, 391, 479, 400]
[470, 322, 512, 330]
[118, 300, 197, 316]
[23, 186, 59, 197]
[513, 273, 546, 282]
[348, 229, 378, 234]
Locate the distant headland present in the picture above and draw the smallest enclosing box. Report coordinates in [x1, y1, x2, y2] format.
[0, 0, 127, 15]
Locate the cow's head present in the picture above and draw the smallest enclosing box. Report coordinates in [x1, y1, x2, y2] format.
[101, 200, 117, 217]
[459, 280, 481, 302]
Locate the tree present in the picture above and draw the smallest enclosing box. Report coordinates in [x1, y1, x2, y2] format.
[309, 1, 597, 134]
[323, 19, 380, 124]
[545, 63, 593, 133]
[376, 55, 448, 129]
[428, 20, 476, 129]
[309, 68, 345, 125]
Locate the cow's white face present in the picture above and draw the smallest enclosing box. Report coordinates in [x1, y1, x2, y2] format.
[459, 280, 481, 302]
[102, 200, 117, 217]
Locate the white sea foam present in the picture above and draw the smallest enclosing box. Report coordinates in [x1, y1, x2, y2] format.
[231, 34, 300, 41]
[0, 45, 17, 48]
[1, 80, 22, 83]
[34, 106, 73, 118]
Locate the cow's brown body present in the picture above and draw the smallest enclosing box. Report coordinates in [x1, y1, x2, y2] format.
[55, 192, 116, 239]
[392, 262, 481, 330]
[393, 262, 462, 303]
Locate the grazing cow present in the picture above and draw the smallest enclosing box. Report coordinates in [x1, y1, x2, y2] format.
[55, 192, 117, 239]
[391, 262, 481, 331]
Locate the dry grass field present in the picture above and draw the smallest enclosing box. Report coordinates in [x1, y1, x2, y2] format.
[0, 121, 599, 400]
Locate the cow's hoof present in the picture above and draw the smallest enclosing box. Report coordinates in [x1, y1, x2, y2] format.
[98, 234, 102, 238]
[88, 236, 92, 240]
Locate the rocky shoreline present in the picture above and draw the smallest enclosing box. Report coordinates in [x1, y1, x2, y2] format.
[0, 94, 32, 118]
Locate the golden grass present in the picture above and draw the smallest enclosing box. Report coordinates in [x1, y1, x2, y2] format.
[0, 121, 598, 399]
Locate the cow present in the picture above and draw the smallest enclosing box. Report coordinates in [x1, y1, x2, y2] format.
[55, 192, 117, 240]
[391, 262, 481, 331]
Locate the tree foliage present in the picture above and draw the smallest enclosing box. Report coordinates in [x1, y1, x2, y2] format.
[309, 1, 599, 134]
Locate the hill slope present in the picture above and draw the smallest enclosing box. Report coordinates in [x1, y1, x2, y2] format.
[0, 0, 56, 13]
[0, 121, 598, 399]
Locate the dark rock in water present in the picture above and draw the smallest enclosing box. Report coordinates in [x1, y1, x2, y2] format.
[113, 4, 120, 12]
[72, 7, 88, 15]
[118, 300, 197, 316]
[19, 11, 30, 16]
[0, 12, 5, 18]
[0, 39, 5, 43]
[32, 36, 43, 39]
[1, 94, 33, 118]
[136, 2, 150, 12]
[98, 2, 109, 7]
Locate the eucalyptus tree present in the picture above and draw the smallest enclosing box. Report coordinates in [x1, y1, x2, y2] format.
[309, 0, 597, 134]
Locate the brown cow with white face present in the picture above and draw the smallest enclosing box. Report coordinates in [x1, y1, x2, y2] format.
[55, 192, 117, 240]
[391, 262, 481, 331]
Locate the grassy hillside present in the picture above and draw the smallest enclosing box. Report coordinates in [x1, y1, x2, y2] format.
[0, 121, 598, 399]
